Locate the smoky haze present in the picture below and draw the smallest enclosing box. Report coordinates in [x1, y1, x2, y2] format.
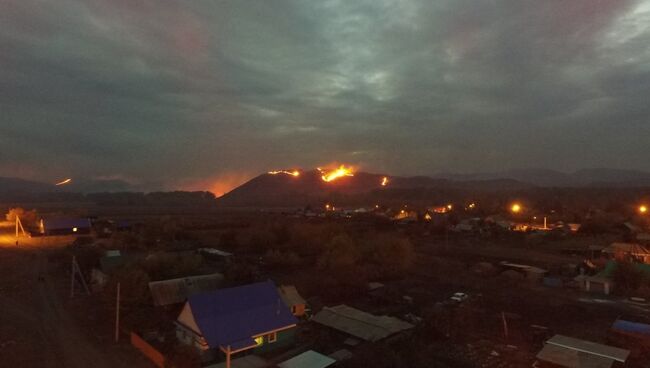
[2, 0, 650, 194]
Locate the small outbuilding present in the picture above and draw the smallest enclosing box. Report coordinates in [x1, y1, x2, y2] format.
[277, 285, 307, 317]
[603, 243, 650, 264]
[149, 273, 224, 307]
[311, 304, 413, 342]
[536, 334, 629, 368]
[277, 350, 335, 368]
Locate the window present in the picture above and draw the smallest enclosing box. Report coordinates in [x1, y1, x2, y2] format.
[254, 336, 264, 346]
[268, 332, 277, 343]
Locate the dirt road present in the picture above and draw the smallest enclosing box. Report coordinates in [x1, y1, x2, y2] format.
[0, 246, 137, 367]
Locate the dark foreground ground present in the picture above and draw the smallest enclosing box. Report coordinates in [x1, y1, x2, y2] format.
[0, 234, 153, 368]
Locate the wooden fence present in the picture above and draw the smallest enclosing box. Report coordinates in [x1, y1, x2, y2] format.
[131, 332, 166, 368]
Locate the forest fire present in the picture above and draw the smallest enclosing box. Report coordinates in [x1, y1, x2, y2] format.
[318, 165, 354, 182]
[381, 177, 388, 186]
[55, 178, 72, 186]
[268, 170, 300, 177]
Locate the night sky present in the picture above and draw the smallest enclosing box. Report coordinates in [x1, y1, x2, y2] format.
[2, 1, 650, 194]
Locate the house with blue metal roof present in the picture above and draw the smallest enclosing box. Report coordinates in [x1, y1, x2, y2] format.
[175, 280, 298, 363]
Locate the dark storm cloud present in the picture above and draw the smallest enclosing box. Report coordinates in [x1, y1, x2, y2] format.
[1, 0, 649, 190]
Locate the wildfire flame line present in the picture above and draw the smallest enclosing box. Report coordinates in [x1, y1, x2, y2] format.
[319, 165, 354, 182]
[268, 170, 300, 177]
[381, 177, 388, 186]
[55, 178, 72, 186]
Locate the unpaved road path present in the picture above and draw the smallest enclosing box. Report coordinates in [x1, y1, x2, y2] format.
[0, 246, 138, 368]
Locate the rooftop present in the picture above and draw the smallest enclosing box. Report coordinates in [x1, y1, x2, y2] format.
[149, 273, 224, 306]
[277, 350, 336, 368]
[179, 280, 297, 350]
[546, 334, 630, 363]
[311, 304, 413, 342]
[278, 285, 306, 307]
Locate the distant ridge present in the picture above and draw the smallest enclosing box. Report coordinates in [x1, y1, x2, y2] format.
[216, 167, 650, 207]
[432, 168, 650, 187]
[2, 167, 650, 206]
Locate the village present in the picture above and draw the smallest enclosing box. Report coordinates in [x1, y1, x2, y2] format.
[1, 198, 649, 368]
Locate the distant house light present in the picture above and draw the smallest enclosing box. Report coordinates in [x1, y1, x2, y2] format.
[72, 227, 78, 232]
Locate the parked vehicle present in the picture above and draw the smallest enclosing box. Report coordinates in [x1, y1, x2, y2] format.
[450, 292, 469, 303]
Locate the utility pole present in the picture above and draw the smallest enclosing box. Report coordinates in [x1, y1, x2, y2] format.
[70, 256, 76, 298]
[115, 282, 121, 342]
[501, 312, 509, 340]
[15, 215, 26, 244]
[70, 256, 90, 298]
[225, 345, 231, 368]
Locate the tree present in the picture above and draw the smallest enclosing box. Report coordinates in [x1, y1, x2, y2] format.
[6, 207, 38, 225]
[105, 266, 151, 309]
[371, 236, 415, 276]
[612, 261, 646, 295]
[317, 234, 358, 270]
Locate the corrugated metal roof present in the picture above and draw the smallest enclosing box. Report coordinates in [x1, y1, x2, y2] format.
[603, 242, 650, 256]
[546, 335, 629, 363]
[328, 349, 353, 361]
[311, 305, 413, 342]
[612, 319, 650, 336]
[149, 273, 224, 306]
[637, 233, 650, 241]
[278, 285, 306, 307]
[198, 248, 233, 257]
[278, 350, 335, 368]
[536, 344, 614, 368]
[182, 280, 297, 349]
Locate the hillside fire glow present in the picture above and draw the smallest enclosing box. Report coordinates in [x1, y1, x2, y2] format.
[318, 165, 354, 182]
[381, 177, 388, 186]
[55, 178, 72, 186]
[268, 170, 300, 177]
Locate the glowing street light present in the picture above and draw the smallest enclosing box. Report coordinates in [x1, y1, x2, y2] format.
[511, 203, 522, 213]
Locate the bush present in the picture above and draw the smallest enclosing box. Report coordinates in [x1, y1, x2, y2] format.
[143, 253, 204, 281]
[264, 249, 301, 268]
[370, 236, 415, 277]
[612, 261, 646, 295]
[104, 266, 151, 309]
[317, 234, 358, 270]
[166, 344, 201, 368]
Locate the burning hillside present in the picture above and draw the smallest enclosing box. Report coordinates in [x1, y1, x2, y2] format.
[216, 166, 536, 208]
[268, 170, 301, 177]
[318, 165, 355, 182]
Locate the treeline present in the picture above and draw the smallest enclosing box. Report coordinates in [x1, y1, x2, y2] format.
[0, 191, 217, 206]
